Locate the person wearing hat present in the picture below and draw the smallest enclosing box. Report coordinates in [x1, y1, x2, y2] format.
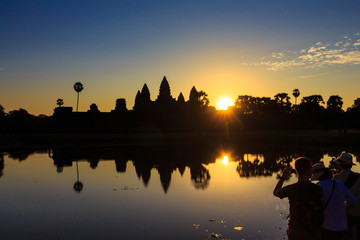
[312, 162, 357, 240]
[333, 152, 360, 240]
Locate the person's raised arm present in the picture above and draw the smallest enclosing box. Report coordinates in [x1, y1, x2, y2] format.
[273, 167, 292, 197]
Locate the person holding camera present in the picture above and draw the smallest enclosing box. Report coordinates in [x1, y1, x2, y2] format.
[311, 162, 357, 240]
[332, 152, 360, 240]
[273, 157, 323, 240]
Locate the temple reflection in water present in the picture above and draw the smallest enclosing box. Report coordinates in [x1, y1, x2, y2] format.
[2, 144, 359, 194]
[1, 145, 360, 240]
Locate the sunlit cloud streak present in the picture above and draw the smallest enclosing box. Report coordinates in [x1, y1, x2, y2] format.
[298, 72, 330, 79]
[252, 33, 360, 71]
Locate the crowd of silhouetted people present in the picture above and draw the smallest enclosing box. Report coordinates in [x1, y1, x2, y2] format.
[274, 153, 360, 240]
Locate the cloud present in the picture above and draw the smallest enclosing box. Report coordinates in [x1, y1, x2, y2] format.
[272, 52, 286, 58]
[258, 59, 307, 71]
[298, 72, 329, 79]
[249, 33, 360, 71]
[308, 46, 327, 53]
[323, 51, 360, 65]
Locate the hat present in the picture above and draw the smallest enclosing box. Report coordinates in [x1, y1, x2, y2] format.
[311, 162, 326, 181]
[334, 152, 355, 166]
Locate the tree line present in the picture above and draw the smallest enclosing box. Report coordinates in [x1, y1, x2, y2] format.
[1, 76, 360, 133]
[231, 92, 360, 131]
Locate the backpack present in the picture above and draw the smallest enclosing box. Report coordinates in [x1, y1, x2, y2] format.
[301, 198, 324, 232]
[298, 181, 336, 232]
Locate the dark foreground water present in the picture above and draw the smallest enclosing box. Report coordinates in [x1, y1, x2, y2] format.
[0, 145, 359, 240]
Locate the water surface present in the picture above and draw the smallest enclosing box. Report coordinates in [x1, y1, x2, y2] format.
[0, 146, 359, 240]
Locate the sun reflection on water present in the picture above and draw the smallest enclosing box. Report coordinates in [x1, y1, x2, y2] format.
[222, 155, 229, 165]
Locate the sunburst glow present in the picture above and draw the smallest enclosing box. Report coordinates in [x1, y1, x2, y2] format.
[222, 155, 229, 165]
[217, 98, 233, 110]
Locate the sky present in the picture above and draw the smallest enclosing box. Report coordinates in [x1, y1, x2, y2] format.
[1, 0, 360, 115]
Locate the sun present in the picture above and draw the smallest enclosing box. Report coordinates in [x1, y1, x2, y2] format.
[217, 97, 234, 110]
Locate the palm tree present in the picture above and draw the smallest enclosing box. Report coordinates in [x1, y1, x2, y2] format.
[73, 82, 84, 112]
[293, 89, 300, 105]
[56, 98, 64, 107]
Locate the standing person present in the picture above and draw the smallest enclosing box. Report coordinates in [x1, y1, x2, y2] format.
[333, 152, 360, 240]
[273, 157, 323, 240]
[311, 162, 357, 240]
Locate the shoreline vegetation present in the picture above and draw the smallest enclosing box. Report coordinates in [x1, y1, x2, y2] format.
[1, 79, 360, 149]
[1, 129, 359, 150]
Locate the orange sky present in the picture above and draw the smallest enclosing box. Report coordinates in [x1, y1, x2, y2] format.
[1, 1, 360, 115]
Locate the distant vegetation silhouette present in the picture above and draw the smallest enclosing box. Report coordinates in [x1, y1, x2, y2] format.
[56, 98, 64, 107]
[1, 76, 360, 133]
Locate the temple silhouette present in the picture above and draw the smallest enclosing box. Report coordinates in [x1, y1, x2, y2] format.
[1, 76, 360, 134]
[52, 76, 217, 133]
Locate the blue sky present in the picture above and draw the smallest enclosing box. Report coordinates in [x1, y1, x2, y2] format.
[1, 0, 360, 115]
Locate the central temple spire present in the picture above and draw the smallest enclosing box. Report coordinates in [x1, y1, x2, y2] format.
[157, 76, 173, 103]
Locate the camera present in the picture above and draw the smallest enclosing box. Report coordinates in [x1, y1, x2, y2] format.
[329, 158, 337, 169]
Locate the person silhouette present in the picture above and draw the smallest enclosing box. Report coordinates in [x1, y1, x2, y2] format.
[274, 157, 323, 240]
[333, 153, 360, 240]
[311, 162, 357, 240]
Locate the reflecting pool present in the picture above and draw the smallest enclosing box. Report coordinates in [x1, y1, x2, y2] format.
[0, 146, 359, 240]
